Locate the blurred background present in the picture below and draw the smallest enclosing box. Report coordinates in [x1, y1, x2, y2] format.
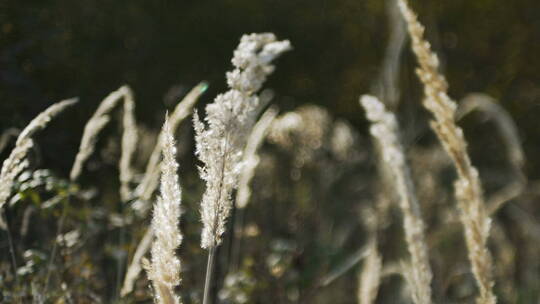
[1, 0, 540, 303]
[1, 0, 539, 174]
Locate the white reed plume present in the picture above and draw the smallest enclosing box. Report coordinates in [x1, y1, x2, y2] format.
[70, 85, 138, 201]
[194, 33, 291, 250]
[194, 33, 290, 304]
[0, 98, 78, 213]
[236, 105, 278, 209]
[146, 115, 183, 304]
[397, 1, 496, 303]
[361, 95, 432, 304]
[136, 82, 208, 203]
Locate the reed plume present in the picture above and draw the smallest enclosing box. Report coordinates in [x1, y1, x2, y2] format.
[195, 33, 291, 249]
[0, 98, 78, 213]
[398, 1, 496, 303]
[145, 115, 183, 304]
[194, 33, 290, 304]
[70, 85, 137, 201]
[361, 95, 432, 304]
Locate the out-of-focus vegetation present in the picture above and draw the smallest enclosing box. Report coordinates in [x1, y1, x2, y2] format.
[1, 0, 539, 174]
[1, 0, 539, 303]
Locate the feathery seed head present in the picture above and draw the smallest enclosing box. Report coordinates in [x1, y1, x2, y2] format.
[360, 95, 404, 166]
[398, 1, 496, 302]
[147, 115, 183, 304]
[361, 94, 432, 304]
[227, 33, 291, 93]
[196, 33, 291, 249]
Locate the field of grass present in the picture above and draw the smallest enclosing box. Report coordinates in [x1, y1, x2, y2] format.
[1, 0, 539, 303]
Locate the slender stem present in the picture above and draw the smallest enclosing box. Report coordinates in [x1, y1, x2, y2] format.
[203, 247, 217, 304]
[2, 210, 18, 285]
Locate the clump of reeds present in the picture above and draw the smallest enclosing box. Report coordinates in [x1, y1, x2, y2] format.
[193, 33, 291, 304]
[398, 1, 496, 303]
[361, 95, 432, 304]
[145, 115, 184, 304]
[122, 83, 207, 296]
[0, 98, 77, 284]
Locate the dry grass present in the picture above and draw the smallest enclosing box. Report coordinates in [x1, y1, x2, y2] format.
[0, 10, 537, 303]
[398, 0, 496, 302]
[70, 86, 137, 202]
[145, 116, 183, 304]
[361, 95, 432, 304]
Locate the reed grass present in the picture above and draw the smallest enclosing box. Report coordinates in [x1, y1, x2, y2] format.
[398, 1, 496, 302]
[194, 33, 290, 304]
[0, 12, 533, 302]
[145, 115, 184, 304]
[69, 86, 137, 202]
[361, 94, 432, 304]
[121, 82, 207, 296]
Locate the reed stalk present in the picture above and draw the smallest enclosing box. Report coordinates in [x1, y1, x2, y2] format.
[398, 1, 496, 302]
